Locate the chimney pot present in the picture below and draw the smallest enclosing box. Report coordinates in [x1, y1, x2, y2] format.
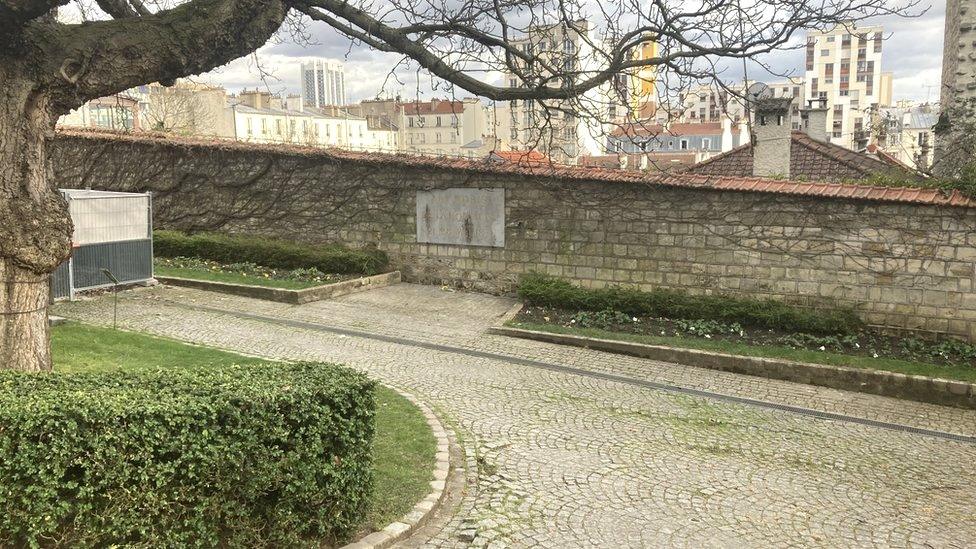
[752, 97, 793, 178]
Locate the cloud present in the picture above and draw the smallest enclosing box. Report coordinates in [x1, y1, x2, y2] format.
[201, 4, 948, 104]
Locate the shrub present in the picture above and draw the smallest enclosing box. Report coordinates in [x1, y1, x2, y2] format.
[0, 363, 375, 547]
[154, 230, 389, 275]
[518, 273, 863, 335]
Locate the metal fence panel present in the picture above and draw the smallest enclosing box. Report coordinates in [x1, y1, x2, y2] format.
[65, 191, 151, 245]
[50, 190, 154, 301]
[51, 261, 72, 300]
[71, 239, 154, 290]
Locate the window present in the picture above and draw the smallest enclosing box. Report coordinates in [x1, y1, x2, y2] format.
[436, 132, 441, 143]
[260, 118, 267, 134]
[408, 117, 414, 127]
[436, 116, 442, 127]
[821, 49, 830, 56]
[275, 119, 282, 135]
[246, 117, 253, 135]
[702, 138, 711, 149]
[680, 139, 688, 150]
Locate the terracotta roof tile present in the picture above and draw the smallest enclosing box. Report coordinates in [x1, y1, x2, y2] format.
[55, 128, 974, 209]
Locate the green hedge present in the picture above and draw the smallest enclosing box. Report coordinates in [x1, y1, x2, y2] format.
[154, 230, 389, 275]
[0, 363, 375, 547]
[518, 273, 863, 335]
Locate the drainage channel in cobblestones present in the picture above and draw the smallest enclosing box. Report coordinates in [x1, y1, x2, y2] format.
[179, 301, 976, 445]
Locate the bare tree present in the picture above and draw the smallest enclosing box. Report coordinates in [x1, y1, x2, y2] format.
[1, 0, 918, 371]
[142, 80, 225, 135]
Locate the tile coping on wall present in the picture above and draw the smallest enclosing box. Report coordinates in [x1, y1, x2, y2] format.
[340, 390, 453, 549]
[488, 323, 976, 410]
[154, 271, 401, 304]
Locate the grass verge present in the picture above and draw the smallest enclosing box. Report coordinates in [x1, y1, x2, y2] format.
[51, 322, 436, 540]
[509, 320, 976, 383]
[154, 264, 325, 290]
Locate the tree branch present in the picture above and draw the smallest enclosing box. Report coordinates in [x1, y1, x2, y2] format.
[34, 0, 288, 111]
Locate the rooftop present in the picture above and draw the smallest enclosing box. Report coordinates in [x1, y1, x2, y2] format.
[55, 128, 972, 209]
[686, 131, 922, 183]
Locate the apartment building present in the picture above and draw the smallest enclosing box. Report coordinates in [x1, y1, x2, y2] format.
[400, 99, 487, 156]
[499, 19, 607, 164]
[59, 93, 143, 130]
[872, 102, 939, 170]
[675, 78, 804, 128]
[222, 91, 398, 153]
[804, 24, 893, 150]
[301, 60, 346, 108]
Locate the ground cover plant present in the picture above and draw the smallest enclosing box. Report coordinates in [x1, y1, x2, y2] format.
[154, 256, 356, 289]
[517, 273, 862, 336]
[0, 323, 436, 547]
[514, 274, 976, 382]
[154, 230, 389, 276]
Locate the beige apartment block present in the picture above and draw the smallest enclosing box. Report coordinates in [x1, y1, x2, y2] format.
[805, 24, 893, 150]
[400, 99, 488, 157]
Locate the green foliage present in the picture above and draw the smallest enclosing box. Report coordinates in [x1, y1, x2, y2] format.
[517, 273, 863, 335]
[571, 309, 636, 329]
[854, 165, 976, 199]
[674, 319, 744, 337]
[0, 362, 376, 547]
[154, 230, 389, 275]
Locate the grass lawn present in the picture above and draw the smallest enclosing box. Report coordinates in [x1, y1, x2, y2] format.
[509, 320, 976, 383]
[51, 322, 436, 539]
[154, 264, 326, 290]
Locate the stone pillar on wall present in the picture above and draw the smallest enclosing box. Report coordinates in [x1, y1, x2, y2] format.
[752, 97, 793, 179]
[934, 0, 976, 175]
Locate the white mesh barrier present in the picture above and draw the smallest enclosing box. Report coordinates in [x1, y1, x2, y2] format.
[65, 190, 150, 245]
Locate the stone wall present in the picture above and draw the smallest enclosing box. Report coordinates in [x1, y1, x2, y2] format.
[50, 131, 976, 340]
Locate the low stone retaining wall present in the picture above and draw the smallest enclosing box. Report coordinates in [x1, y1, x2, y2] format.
[155, 271, 401, 304]
[490, 326, 976, 409]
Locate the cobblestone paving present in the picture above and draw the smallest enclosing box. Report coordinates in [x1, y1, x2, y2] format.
[55, 284, 976, 548]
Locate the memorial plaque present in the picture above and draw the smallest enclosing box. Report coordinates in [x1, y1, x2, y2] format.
[416, 188, 505, 247]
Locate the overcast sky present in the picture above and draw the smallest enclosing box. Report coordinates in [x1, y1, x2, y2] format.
[201, 1, 947, 105]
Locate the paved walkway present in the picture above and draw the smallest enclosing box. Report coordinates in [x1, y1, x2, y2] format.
[54, 284, 976, 548]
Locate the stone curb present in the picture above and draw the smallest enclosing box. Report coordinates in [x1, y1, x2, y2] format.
[495, 301, 525, 325]
[340, 391, 452, 549]
[488, 326, 976, 410]
[156, 271, 401, 304]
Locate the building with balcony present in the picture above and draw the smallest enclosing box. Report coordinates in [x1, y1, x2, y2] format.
[804, 24, 893, 150]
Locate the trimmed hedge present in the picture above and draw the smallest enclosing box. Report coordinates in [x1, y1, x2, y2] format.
[0, 363, 375, 547]
[518, 273, 863, 335]
[154, 230, 389, 275]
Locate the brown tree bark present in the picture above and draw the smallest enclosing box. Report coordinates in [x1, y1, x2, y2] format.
[0, 62, 73, 372]
[0, 0, 286, 371]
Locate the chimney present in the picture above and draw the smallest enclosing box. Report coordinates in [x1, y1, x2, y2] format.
[721, 117, 734, 152]
[800, 98, 829, 142]
[752, 97, 793, 179]
[737, 117, 749, 147]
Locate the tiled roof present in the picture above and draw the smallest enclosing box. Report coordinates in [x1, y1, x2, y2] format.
[55, 128, 973, 208]
[687, 131, 922, 183]
[488, 150, 551, 166]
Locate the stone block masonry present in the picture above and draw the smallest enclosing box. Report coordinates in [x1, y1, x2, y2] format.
[49, 131, 976, 341]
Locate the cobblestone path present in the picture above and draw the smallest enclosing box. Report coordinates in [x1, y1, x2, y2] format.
[54, 284, 976, 548]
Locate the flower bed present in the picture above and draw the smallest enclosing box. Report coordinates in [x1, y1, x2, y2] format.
[155, 257, 357, 290]
[513, 305, 976, 382]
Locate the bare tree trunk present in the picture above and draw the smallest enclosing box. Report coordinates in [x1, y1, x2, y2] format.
[0, 65, 73, 372]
